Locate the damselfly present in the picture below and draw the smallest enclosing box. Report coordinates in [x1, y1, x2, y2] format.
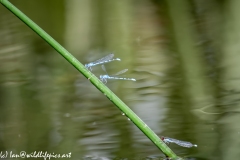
[161, 136, 197, 148]
[100, 65, 136, 84]
[85, 53, 121, 71]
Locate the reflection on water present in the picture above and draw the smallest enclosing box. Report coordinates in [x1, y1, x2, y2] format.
[1, 0, 240, 160]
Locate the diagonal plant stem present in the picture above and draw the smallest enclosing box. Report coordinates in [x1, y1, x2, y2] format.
[0, 0, 182, 159]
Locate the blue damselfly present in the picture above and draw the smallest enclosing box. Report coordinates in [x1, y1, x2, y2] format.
[161, 136, 197, 148]
[85, 53, 120, 71]
[100, 65, 136, 84]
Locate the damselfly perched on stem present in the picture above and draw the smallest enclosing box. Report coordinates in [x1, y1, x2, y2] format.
[161, 136, 197, 148]
[100, 65, 136, 84]
[85, 53, 121, 71]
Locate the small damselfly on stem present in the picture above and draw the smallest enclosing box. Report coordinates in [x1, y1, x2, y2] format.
[161, 136, 197, 148]
[85, 53, 121, 71]
[100, 65, 136, 84]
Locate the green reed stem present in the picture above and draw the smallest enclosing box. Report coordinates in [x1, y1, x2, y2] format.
[0, 0, 182, 159]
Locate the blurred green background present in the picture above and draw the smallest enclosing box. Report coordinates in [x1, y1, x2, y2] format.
[0, 0, 239, 159]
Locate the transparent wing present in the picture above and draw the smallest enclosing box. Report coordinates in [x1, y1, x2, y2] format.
[174, 140, 194, 148]
[101, 65, 108, 74]
[114, 69, 128, 76]
[93, 53, 114, 64]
